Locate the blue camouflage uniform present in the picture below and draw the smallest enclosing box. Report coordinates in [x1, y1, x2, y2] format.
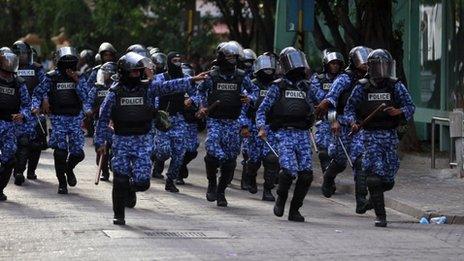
[152, 72, 197, 182]
[32, 71, 87, 156]
[256, 78, 323, 177]
[95, 77, 194, 186]
[0, 79, 32, 196]
[345, 80, 415, 182]
[194, 73, 258, 162]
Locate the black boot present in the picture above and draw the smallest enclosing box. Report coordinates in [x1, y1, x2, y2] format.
[113, 174, 129, 225]
[13, 137, 29, 186]
[247, 162, 260, 194]
[318, 149, 330, 173]
[367, 174, 388, 227]
[355, 172, 370, 214]
[66, 152, 85, 187]
[217, 159, 236, 207]
[274, 170, 294, 217]
[205, 155, 219, 202]
[0, 159, 15, 201]
[152, 158, 165, 179]
[288, 171, 313, 222]
[54, 149, 68, 194]
[126, 190, 137, 208]
[321, 160, 346, 198]
[165, 178, 179, 193]
[26, 148, 41, 180]
[179, 151, 197, 179]
[101, 152, 111, 181]
[262, 154, 279, 201]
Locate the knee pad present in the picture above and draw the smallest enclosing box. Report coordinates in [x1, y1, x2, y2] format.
[318, 150, 330, 163]
[263, 153, 279, 171]
[353, 157, 363, 172]
[221, 159, 237, 172]
[70, 150, 85, 162]
[18, 136, 29, 147]
[366, 174, 383, 189]
[53, 149, 68, 162]
[383, 181, 395, 192]
[280, 169, 295, 181]
[204, 154, 220, 168]
[130, 178, 151, 192]
[298, 170, 313, 186]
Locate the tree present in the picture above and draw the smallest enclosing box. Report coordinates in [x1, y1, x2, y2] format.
[313, 0, 421, 151]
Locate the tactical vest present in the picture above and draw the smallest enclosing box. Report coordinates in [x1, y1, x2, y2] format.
[110, 83, 153, 136]
[0, 79, 21, 121]
[336, 70, 357, 116]
[356, 78, 400, 130]
[269, 79, 315, 131]
[316, 73, 333, 94]
[246, 78, 269, 120]
[158, 73, 186, 115]
[207, 69, 244, 120]
[17, 64, 41, 96]
[93, 84, 110, 118]
[48, 71, 82, 116]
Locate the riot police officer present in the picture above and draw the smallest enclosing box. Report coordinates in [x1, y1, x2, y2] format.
[32, 47, 88, 194]
[310, 50, 344, 173]
[193, 41, 259, 207]
[345, 49, 415, 227]
[256, 47, 323, 222]
[0, 52, 32, 201]
[95, 52, 206, 225]
[243, 52, 279, 201]
[151, 51, 167, 75]
[84, 62, 118, 181]
[78, 49, 95, 81]
[315, 47, 371, 213]
[11, 41, 46, 184]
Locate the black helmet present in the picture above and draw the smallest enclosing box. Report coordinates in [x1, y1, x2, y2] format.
[367, 49, 396, 80]
[217, 42, 242, 64]
[323, 51, 344, 69]
[126, 44, 149, 58]
[96, 61, 118, 86]
[0, 47, 13, 55]
[279, 47, 309, 74]
[12, 41, 32, 66]
[55, 46, 78, 71]
[79, 49, 95, 65]
[348, 46, 372, 70]
[181, 63, 195, 77]
[98, 42, 116, 55]
[151, 52, 167, 72]
[0, 52, 19, 73]
[253, 53, 277, 75]
[117, 52, 153, 80]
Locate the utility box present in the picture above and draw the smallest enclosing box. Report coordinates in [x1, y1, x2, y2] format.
[450, 109, 464, 178]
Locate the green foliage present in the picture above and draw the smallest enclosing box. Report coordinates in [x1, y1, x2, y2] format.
[0, 0, 217, 58]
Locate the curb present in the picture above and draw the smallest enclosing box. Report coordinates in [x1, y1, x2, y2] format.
[232, 165, 464, 225]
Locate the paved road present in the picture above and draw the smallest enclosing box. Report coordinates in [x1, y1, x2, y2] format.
[0, 138, 463, 260]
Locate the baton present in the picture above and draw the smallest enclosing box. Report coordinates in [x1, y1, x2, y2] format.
[309, 130, 319, 154]
[195, 100, 220, 118]
[36, 115, 46, 135]
[348, 103, 386, 136]
[95, 144, 106, 185]
[337, 136, 353, 168]
[263, 138, 279, 158]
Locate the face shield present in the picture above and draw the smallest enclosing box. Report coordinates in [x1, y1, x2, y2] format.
[280, 50, 309, 74]
[350, 47, 371, 69]
[368, 59, 396, 80]
[0, 53, 19, 73]
[253, 55, 277, 74]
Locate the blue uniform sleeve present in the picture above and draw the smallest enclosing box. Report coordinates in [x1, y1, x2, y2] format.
[86, 70, 97, 91]
[76, 76, 88, 104]
[241, 76, 259, 103]
[149, 77, 193, 103]
[32, 76, 51, 110]
[84, 87, 97, 113]
[256, 84, 280, 129]
[191, 77, 212, 107]
[95, 92, 115, 148]
[325, 74, 351, 108]
[344, 84, 364, 125]
[394, 81, 415, 121]
[19, 83, 32, 122]
[309, 77, 326, 104]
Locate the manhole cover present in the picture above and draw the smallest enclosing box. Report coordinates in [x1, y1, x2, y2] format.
[103, 230, 231, 239]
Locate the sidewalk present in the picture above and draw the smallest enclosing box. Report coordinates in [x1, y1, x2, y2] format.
[235, 151, 464, 224]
